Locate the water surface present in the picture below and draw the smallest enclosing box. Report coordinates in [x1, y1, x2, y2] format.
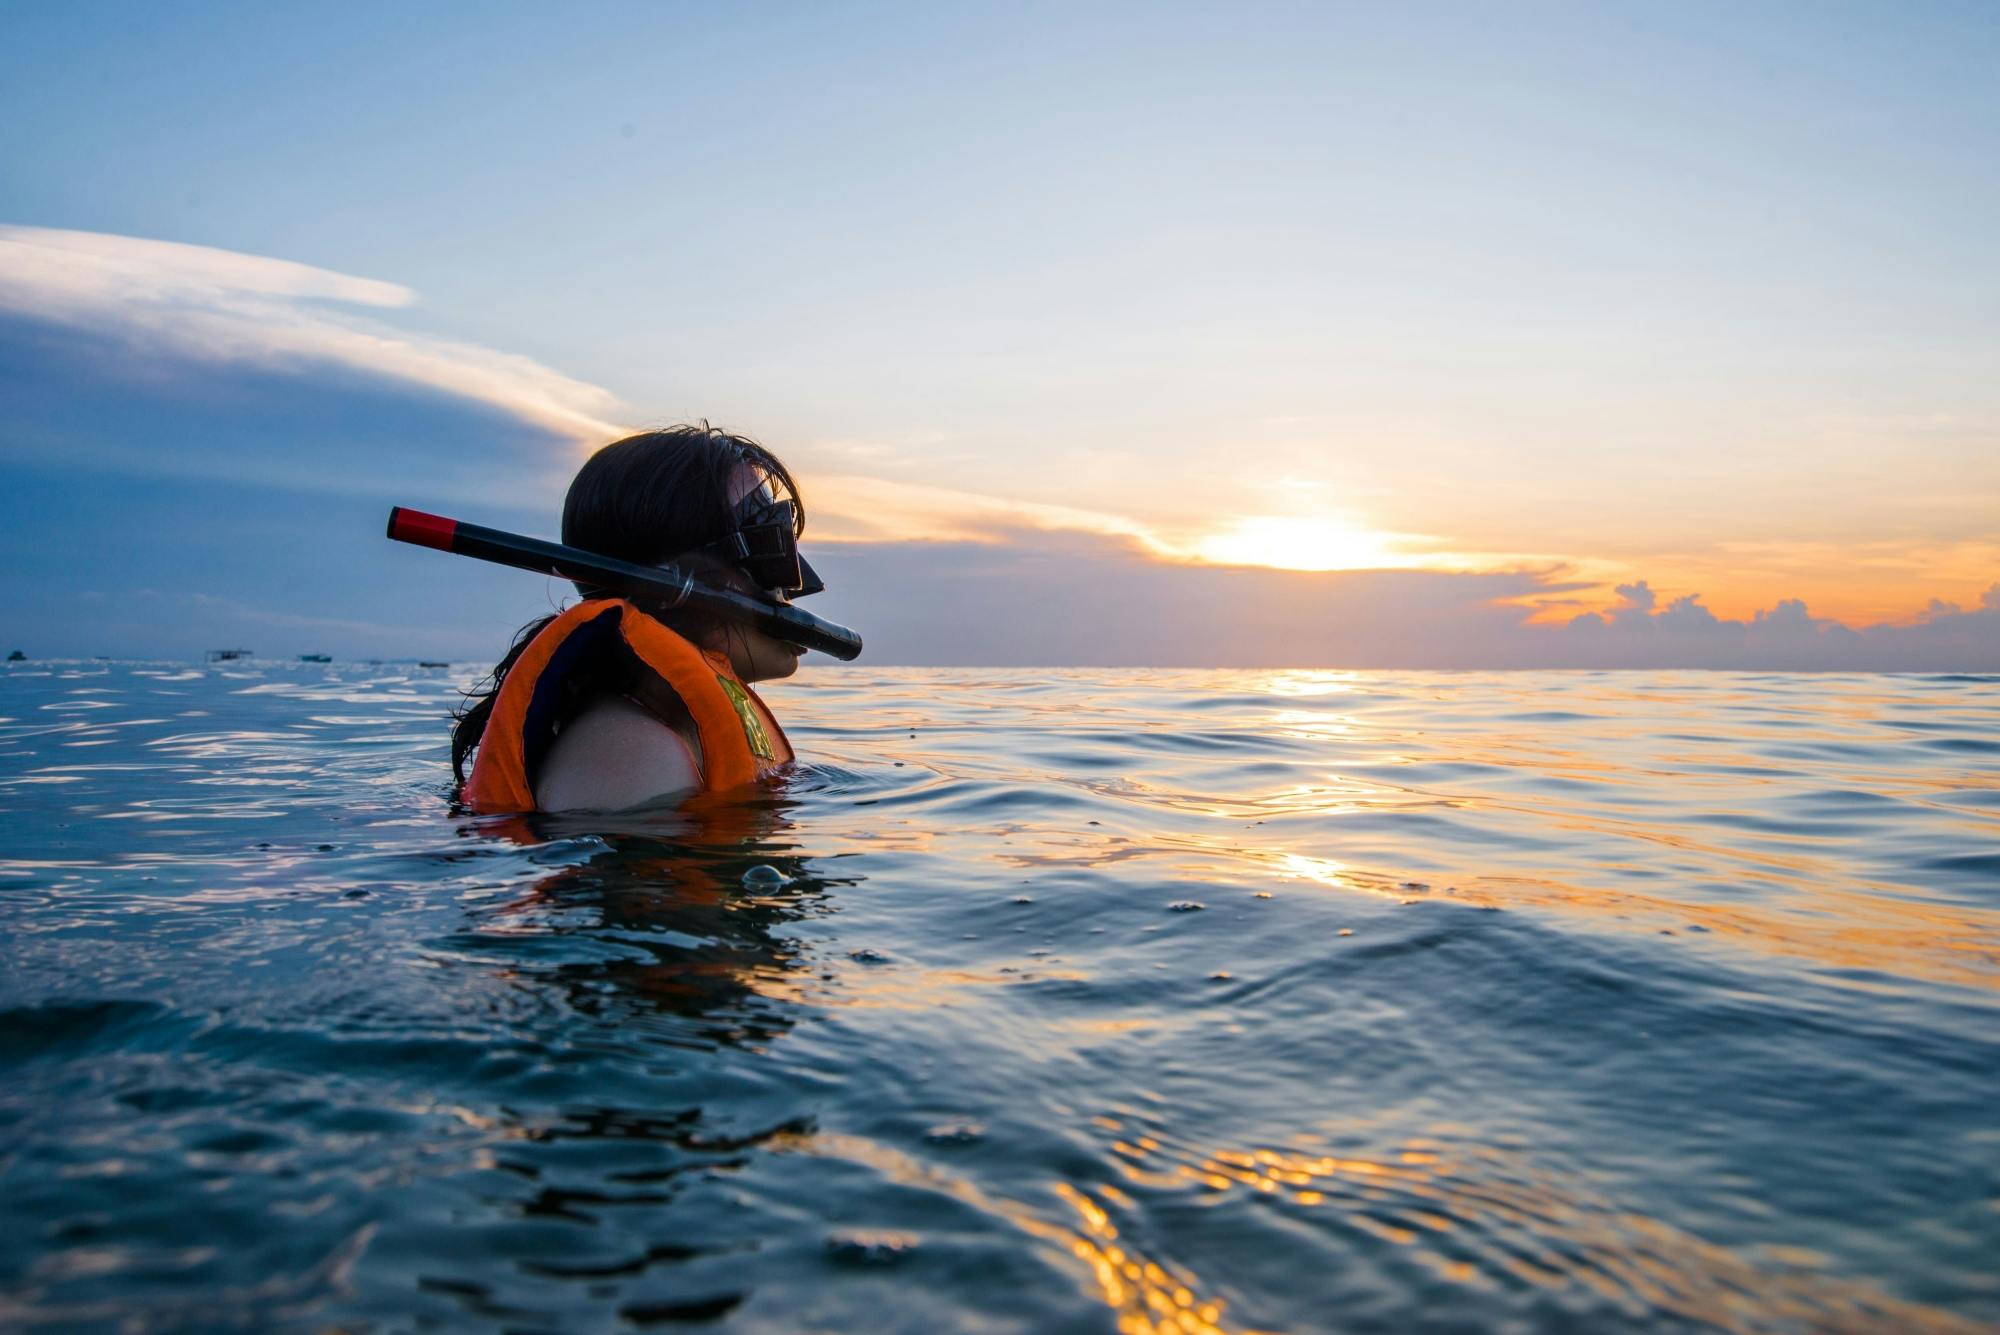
[2, 663, 1996, 1332]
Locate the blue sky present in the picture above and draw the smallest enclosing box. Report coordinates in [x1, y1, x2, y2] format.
[2, 2, 1996, 665]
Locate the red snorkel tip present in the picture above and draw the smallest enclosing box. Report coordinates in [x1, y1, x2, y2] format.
[387, 507, 458, 552]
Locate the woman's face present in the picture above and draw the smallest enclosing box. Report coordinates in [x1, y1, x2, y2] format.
[719, 583, 805, 683]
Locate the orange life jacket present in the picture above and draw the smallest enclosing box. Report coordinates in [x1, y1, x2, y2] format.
[463, 598, 793, 814]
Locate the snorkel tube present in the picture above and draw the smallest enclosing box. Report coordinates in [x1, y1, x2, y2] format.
[386, 507, 864, 661]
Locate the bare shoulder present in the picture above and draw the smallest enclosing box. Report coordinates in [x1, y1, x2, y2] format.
[534, 695, 701, 812]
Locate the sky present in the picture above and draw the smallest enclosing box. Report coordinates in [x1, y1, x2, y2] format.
[2, 1, 1996, 667]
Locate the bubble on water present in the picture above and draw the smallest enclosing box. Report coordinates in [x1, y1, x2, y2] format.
[1168, 900, 1206, 912]
[741, 864, 790, 888]
[1337, 928, 1353, 937]
[924, 1122, 984, 1145]
[1253, 891, 1274, 900]
[1012, 895, 1034, 904]
[827, 1231, 917, 1266]
[1209, 971, 1233, 981]
[849, 948, 890, 965]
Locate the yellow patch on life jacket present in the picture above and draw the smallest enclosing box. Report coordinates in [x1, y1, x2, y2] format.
[717, 675, 776, 761]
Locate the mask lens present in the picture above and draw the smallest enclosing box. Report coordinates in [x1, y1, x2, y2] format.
[688, 479, 824, 597]
[729, 523, 803, 592]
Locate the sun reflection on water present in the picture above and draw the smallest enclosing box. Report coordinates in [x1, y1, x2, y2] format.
[1257, 671, 1368, 699]
[1055, 1179, 1245, 1335]
[1075, 1119, 1992, 1335]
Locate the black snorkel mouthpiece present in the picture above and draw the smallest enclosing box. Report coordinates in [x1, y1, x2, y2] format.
[386, 507, 864, 661]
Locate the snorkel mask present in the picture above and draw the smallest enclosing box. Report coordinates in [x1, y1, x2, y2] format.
[694, 474, 825, 599]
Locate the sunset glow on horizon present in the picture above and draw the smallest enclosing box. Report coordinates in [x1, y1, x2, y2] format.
[1184, 515, 1413, 574]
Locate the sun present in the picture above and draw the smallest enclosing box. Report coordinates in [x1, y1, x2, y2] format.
[1189, 515, 1404, 572]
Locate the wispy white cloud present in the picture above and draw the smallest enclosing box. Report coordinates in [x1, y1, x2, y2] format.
[0, 225, 626, 444]
[806, 469, 1602, 597]
[808, 472, 1162, 548]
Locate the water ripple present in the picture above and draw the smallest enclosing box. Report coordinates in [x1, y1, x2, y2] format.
[1, 661, 1995, 1330]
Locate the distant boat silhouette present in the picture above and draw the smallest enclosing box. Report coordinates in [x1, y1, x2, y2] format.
[205, 649, 253, 662]
[6, 650, 24, 662]
[417, 660, 450, 669]
[299, 654, 332, 662]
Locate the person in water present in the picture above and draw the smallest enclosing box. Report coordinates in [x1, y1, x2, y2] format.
[452, 425, 818, 813]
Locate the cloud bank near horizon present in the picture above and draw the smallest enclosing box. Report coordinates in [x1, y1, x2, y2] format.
[808, 530, 2000, 670]
[2, 225, 1994, 670]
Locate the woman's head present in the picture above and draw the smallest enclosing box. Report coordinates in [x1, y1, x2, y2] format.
[563, 424, 810, 683]
[563, 424, 801, 567]
[451, 424, 810, 788]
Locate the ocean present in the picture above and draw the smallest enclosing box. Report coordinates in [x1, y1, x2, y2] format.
[2, 661, 1996, 1332]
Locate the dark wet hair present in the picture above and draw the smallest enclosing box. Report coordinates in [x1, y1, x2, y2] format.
[450, 423, 805, 788]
